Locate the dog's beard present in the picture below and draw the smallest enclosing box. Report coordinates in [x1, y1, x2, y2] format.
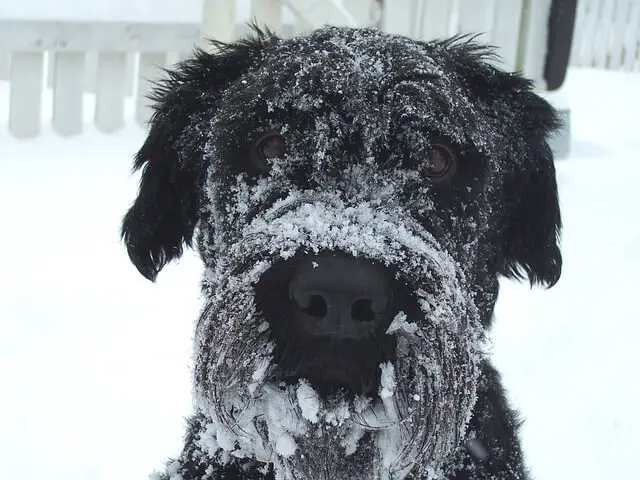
[195, 201, 484, 478]
[192, 194, 485, 479]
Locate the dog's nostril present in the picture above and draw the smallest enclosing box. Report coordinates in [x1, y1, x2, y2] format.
[302, 294, 328, 319]
[351, 298, 375, 323]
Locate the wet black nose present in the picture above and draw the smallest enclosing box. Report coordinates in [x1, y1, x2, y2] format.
[289, 253, 393, 339]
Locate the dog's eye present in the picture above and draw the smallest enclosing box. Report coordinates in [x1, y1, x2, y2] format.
[249, 133, 287, 172]
[425, 144, 456, 180]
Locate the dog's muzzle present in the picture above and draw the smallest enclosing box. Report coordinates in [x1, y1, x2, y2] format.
[194, 193, 485, 479]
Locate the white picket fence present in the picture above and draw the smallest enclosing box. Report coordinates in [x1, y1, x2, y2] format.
[571, 0, 640, 70]
[1, 0, 639, 138]
[0, 21, 202, 137]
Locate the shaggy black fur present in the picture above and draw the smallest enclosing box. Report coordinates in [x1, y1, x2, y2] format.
[122, 26, 561, 480]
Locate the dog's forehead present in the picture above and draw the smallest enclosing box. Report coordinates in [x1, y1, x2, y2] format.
[283, 28, 440, 76]
[255, 28, 445, 103]
[212, 27, 501, 159]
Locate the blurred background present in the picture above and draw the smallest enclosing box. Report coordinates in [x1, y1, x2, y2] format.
[1, 1, 638, 479]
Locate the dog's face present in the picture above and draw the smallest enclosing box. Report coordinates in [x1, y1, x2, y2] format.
[122, 27, 561, 479]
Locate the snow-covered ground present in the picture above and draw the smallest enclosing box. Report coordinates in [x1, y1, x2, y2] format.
[0, 67, 638, 480]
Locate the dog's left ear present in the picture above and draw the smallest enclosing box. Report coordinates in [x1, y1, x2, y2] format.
[442, 39, 562, 287]
[122, 29, 274, 281]
[495, 76, 562, 288]
[473, 66, 562, 287]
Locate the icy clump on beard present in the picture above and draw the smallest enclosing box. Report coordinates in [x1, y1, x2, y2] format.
[193, 186, 486, 479]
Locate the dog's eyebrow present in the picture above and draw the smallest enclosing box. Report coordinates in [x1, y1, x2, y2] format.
[376, 72, 440, 104]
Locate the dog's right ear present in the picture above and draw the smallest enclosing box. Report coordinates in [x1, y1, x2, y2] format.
[122, 29, 274, 281]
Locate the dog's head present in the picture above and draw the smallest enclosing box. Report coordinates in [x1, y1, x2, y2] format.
[122, 26, 561, 479]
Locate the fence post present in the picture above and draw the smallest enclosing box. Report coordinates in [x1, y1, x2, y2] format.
[623, 0, 640, 70]
[0, 53, 10, 81]
[380, 0, 418, 36]
[419, 0, 454, 40]
[95, 52, 127, 133]
[457, 0, 496, 44]
[490, 0, 525, 71]
[516, 0, 552, 85]
[9, 53, 44, 138]
[201, 0, 237, 49]
[136, 53, 168, 128]
[250, 0, 284, 32]
[52, 52, 85, 136]
[284, 0, 357, 32]
[343, 0, 376, 26]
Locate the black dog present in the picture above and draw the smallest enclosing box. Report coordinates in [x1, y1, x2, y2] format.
[123, 26, 561, 480]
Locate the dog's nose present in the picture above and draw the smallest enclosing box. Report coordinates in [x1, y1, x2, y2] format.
[289, 253, 393, 339]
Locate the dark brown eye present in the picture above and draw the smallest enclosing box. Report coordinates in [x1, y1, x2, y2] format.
[249, 133, 287, 172]
[425, 144, 456, 180]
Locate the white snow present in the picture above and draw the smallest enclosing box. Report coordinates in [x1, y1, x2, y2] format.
[296, 380, 320, 423]
[275, 434, 297, 457]
[386, 311, 420, 335]
[0, 67, 639, 480]
[379, 362, 396, 399]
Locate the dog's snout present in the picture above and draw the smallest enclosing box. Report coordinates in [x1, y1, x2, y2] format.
[288, 254, 392, 339]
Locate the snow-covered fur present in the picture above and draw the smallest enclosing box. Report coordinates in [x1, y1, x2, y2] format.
[122, 26, 562, 480]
